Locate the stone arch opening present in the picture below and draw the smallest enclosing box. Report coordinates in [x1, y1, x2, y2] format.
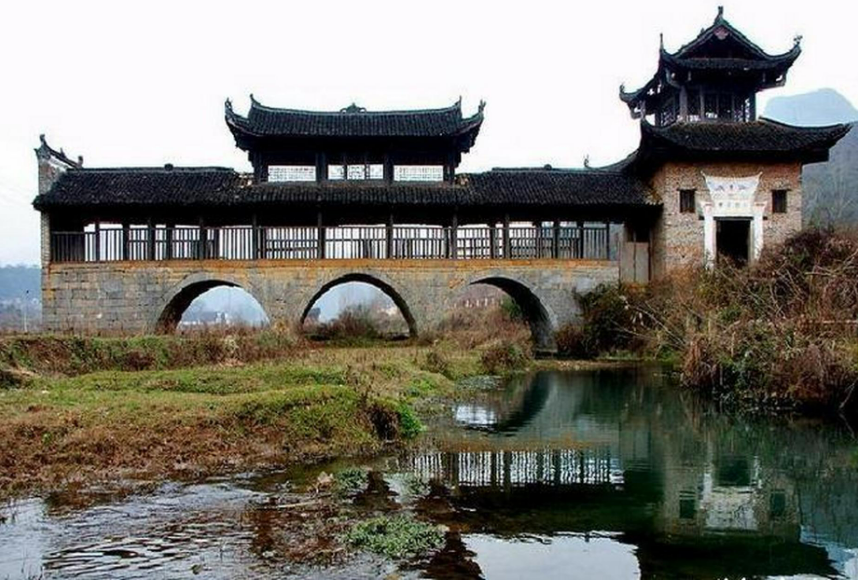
[156, 280, 269, 333]
[467, 277, 556, 353]
[300, 274, 417, 338]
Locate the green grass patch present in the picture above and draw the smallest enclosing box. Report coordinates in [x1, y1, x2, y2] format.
[343, 515, 445, 560]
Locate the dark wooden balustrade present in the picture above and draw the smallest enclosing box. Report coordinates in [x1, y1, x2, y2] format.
[49, 224, 614, 263]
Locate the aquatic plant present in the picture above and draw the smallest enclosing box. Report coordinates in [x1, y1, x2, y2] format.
[333, 467, 369, 496]
[343, 514, 444, 559]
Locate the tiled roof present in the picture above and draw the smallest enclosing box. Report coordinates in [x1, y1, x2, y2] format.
[639, 119, 852, 162]
[32, 167, 244, 209]
[225, 96, 485, 139]
[33, 167, 654, 210]
[464, 168, 654, 206]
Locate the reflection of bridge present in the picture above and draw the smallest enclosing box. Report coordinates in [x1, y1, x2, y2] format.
[409, 448, 623, 489]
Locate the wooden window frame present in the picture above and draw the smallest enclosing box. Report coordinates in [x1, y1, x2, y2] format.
[772, 189, 788, 214]
[679, 189, 696, 214]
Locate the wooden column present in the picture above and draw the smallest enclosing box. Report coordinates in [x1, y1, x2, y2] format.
[552, 220, 560, 259]
[503, 213, 511, 258]
[94, 221, 101, 262]
[534, 221, 542, 259]
[165, 224, 174, 260]
[489, 221, 498, 259]
[121, 222, 130, 261]
[147, 218, 156, 261]
[198, 218, 206, 260]
[679, 87, 689, 121]
[577, 220, 585, 259]
[383, 153, 393, 184]
[604, 221, 611, 260]
[251, 214, 259, 259]
[211, 225, 220, 260]
[450, 212, 459, 260]
[317, 211, 326, 259]
[385, 212, 394, 259]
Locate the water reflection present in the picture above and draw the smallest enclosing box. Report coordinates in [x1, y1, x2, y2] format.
[417, 368, 858, 579]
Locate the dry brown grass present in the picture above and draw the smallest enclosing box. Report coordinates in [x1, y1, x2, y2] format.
[637, 228, 858, 413]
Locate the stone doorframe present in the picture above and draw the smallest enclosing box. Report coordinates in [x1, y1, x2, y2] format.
[700, 173, 767, 267]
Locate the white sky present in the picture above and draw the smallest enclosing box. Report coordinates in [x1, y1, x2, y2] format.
[1, 0, 856, 265]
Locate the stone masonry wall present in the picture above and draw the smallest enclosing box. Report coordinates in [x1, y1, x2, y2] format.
[42, 259, 619, 351]
[650, 161, 803, 278]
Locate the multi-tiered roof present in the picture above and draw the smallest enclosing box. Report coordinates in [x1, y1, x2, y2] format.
[620, 7, 802, 125]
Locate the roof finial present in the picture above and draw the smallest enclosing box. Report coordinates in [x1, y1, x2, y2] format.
[456, 95, 462, 108]
[249, 93, 259, 106]
[340, 103, 366, 113]
[659, 32, 664, 50]
[716, 5, 724, 20]
[584, 155, 591, 169]
[478, 100, 486, 114]
[225, 98, 233, 112]
[793, 34, 803, 47]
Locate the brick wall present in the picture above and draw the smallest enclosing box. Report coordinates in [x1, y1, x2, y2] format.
[650, 161, 803, 278]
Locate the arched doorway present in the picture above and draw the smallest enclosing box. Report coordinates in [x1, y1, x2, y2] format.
[156, 280, 269, 333]
[300, 274, 417, 339]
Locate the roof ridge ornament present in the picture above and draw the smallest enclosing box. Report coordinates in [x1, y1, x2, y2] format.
[793, 34, 803, 47]
[478, 100, 486, 114]
[716, 5, 724, 22]
[340, 103, 367, 114]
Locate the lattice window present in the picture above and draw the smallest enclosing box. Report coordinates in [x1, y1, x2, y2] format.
[268, 166, 316, 182]
[328, 165, 345, 180]
[394, 165, 444, 182]
[329, 164, 383, 180]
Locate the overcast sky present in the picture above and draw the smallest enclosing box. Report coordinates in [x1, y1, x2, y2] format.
[1, 0, 856, 265]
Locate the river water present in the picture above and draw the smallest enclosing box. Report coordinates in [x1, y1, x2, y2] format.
[2, 367, 857, 579]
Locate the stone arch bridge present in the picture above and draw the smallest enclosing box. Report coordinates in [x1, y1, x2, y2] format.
[42, 259, 618, 352]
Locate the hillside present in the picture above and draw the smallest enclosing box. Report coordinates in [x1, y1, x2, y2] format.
[763, 89, 858, 225]
[0, 265, 39, 300]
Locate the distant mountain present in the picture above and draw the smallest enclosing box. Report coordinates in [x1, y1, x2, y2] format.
[0, 265, 40, 300]
[764, 89, 858, 225]
[765, 88, 858, 127]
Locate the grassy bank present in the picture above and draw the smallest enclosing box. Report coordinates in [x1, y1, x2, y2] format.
[0, 339, 510, 499]
[560, 228, 858, 415]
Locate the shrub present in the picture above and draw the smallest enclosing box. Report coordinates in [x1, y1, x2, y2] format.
[421, 349, 451, 378]
[396, 403, 424, 440]
[638, 228, 858, 413]
[343, 515, 444, 560]
[480, 341, 531, 374]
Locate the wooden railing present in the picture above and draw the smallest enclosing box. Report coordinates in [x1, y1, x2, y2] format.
[50, 224, 614, 263]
